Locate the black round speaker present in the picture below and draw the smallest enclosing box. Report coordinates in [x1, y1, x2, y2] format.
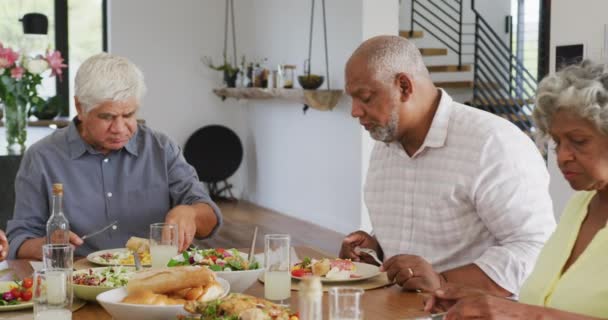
[183, 125, 243, 183]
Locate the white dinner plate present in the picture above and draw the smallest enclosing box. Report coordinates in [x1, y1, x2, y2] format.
[292, 262, 380, 283]
[0, 281, 33, 311]
[87, 248, 151, 267]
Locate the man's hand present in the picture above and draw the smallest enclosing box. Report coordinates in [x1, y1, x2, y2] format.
[381, 254, 443, 292]
[69, 231, 84, 247]
[339, 231, 381, 265]
[17, 232, 83, 260]
[423, 283, 486, 313]
[0, 230, 8, 262]
[165, 205, 198, 252]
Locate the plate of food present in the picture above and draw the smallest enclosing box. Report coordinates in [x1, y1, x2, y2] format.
[87, 237, 152, 266]
[291, 257, 380, 282]
[73, 266, 135, 301]
[97, 266, 229, 320]
[0, 279, 34, 311]
[182, 293, 298, 320]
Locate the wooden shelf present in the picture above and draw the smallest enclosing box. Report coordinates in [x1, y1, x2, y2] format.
[0, 119, 71, 128]
[213, 88, 343, 111]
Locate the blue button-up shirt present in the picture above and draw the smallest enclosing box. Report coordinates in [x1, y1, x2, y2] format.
[6, 119, 222, 258]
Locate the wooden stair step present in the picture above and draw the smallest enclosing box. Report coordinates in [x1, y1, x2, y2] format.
[399, 30, 424, 39]
[419, 48, 448, 56]
[471, 97, 535, 106]
[498, 113, 532, 122]
[434, 80, 473, 88]
[427, 64, 472, 72]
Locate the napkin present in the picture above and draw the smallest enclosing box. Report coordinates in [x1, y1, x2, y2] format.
[29, 261, 44, 272]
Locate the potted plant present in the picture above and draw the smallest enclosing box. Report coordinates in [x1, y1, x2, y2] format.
[203, 55, 239, 88]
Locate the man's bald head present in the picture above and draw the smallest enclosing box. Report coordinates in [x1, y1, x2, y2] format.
[346, 35, 429, 82]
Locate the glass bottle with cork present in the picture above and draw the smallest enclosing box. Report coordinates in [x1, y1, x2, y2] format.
[46, 183, 70, 244]
[281, 65, 296, 89]
[298, 276, 323, 320]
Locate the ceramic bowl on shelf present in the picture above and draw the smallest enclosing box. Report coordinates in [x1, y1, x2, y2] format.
[298, 74, 324, 90]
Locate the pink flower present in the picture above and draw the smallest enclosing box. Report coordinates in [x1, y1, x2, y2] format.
[45, 50, 67, 80]
[0, 43, 19, 69]
[10, 66, 24, 80]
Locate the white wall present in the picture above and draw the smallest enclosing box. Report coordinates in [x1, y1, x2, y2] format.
[548, 0, 608, 217]
[109, 0, 398, 235]
[108, 0, 249, 196]
[238, 0, 395, 234]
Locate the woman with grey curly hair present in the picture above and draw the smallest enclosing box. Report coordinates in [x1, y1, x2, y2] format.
[424, 60, 608, 319]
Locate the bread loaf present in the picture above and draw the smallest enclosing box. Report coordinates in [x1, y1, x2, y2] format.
[125, 236, 150, 254]
[123, 266, 224, 305]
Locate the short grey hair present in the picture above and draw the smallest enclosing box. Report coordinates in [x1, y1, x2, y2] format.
[74, 53, 147, 113]
[348, 35, 429, 81]
[534, 60, 608, 137]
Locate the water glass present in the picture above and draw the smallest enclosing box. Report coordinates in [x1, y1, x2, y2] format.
[42, 244, 73, 270]
[149, 223, 178, 268]
[264, 234, 291, 305]
[328, 287, 364, 320]
[33, 269, 73, 320]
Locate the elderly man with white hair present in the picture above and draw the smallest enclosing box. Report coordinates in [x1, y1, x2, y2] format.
[7, 53, 222, 259]
[339, 35, 555, 297]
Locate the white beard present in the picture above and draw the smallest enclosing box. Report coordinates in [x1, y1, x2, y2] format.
[369, 104, 399, 142]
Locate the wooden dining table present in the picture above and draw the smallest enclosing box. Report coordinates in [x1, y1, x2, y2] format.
[0, 246, 432, 320]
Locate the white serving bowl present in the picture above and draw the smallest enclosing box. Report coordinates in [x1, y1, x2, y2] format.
[96, 277, 230, 320]
[215, 267, 264, 293]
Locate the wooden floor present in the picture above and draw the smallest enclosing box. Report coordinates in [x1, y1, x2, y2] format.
[196, 200, 346, 256]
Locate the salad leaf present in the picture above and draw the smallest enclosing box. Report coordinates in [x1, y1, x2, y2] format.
[208, 265, 222, 272]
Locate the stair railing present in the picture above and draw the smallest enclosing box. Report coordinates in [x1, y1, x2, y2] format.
[407, 0, 538, 135]
[471, 0, 537, 134]
[409, 0, 471, 68]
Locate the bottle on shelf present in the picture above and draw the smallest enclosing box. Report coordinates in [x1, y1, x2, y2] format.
[46, 183, 70, 244]
[298, 276, 323, 320]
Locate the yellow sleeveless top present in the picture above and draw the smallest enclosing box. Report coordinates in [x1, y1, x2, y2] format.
[519, 191, 608, 317]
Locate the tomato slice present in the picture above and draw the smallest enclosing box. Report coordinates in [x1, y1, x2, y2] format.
[21, 290, 32, 301]
[291, 269, 308, 277]
[22, 278, 33, 289]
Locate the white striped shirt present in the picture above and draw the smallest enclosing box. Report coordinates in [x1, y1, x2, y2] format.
[364, 90, 556, 293]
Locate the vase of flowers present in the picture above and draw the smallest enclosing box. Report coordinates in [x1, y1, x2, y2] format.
[0, 42, 66, 152]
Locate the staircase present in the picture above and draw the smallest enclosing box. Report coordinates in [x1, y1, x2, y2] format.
[402, 0, 537, 136]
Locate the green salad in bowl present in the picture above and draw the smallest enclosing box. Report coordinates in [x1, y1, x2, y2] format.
[167, 248, 259, 271]
[167, 248, 263, 293]
[73, 266, 134, 301]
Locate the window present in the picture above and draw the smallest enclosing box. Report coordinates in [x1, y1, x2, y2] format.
[0, 0, 106, 118]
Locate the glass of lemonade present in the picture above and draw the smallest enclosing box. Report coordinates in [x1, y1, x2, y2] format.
[264, 234, 291, 305]
[149, 223, 179, 268]
[33, 269, 73, 320]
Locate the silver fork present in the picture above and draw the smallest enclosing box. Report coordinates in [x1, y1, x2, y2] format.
[81, 220, 118, 240]
[354, 246, 383, 265]
[132, 252, 143, 271]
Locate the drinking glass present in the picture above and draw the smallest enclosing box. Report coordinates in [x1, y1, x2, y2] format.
[328, 287, 364, 320]
[33, 269, 73, 320]
[264, 234, 291, 305]
[149, 223, 178, 268]
[42, 244, 73, 270]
